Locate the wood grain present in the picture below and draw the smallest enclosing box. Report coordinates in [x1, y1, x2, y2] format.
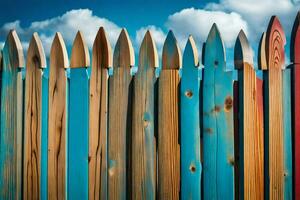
[131, 30, 158, 199]
[258, 32, 267, 70]
[0, 30, 24, 199]
[180, 36, 201, 199]
[108, 28, 134, 200]
[89, 27, 112, 200]
[158, 30, 181, 199]
[70, 31, 90, 68]
[234, 30, 264, 199]
[48, 32, 68, 200]
[24, 32, 46, 200]
[264, 16, 286, 199]
[202, 24, 234, 200]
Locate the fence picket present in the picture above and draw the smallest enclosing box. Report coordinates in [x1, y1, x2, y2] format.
[291, 11, 300, 200]
[108, 28, 134, 200]
[158, 30, 181, 199]
[89, 27, 111, 200]
[202, 24, 234, 200]
[282, 66, 292, 200]
[235, 30, 264, 199]
[48, 32, 68, 200]
[263, 16, 286, 199]
[68, 31, 90, 200]
[180, 36, 201, 199]
[0, 30, 24, 199]
[132, 30, 157, 199]
[23, 33, 47, 200]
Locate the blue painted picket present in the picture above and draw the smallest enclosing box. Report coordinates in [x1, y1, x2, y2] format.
[180, 36, 201, 200]
[68, 68, 89, 199]
[67, 32, 90, 200]
[41, 68, 49, 200]
[282, 67, 292, 200]
[202, 24, 234, 199]
[0, 30, 24, 200]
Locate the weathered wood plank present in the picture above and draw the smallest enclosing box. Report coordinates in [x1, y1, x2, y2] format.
[180, 35, 201, 199]
[89, 27, 111, 200]
[234, 30, 264, 199]
[263, 16, 286, 199]
[108, 28, 134, 200]
[24, 32, 47, 200]
[291, 11, 300, 200]
[131, 30, 157, 199]
[68, 31, 90, 200]
[158, 30, 181, 199]
[282, 67, 292, 200]
[48, 32, 68, 200]
[0, 30, 24, 199]
[202, 24, 234, 200]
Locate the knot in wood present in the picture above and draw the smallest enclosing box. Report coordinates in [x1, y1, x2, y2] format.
[224, 96, 233, 112]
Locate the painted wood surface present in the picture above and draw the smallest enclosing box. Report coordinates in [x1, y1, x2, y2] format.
[202, 24, 234, 200]
[291, 11, 300, 200]
[282, 67, 292, 200]
[89, 27, 111, 200]
[131, 30, 157, 199]
[263, 16, 286, 199]
[68, 31, 90, 200]
[48, 32, 68, 200]
[0, 30, 24, 199]
[234, 30, 264, 199]
[158, 30, 181, 199]
[23, 33, 46, 200]
[108, 29, 134, 200]
[180, 36, 201, 200]
[41, 57, 49, 200]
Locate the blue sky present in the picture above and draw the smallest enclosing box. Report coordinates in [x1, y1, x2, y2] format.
[0, 0, 299, 68]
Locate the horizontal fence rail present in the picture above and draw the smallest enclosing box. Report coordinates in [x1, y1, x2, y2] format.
[1, 12, 300, 200]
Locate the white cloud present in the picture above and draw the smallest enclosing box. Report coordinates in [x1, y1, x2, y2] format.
[0, 9, 122, 55]
[165, 8, 248, 48]
[205, 0, 300, 41]
[135, 25, 166, 55]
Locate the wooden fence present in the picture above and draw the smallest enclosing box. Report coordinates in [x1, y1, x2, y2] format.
[0, 12, 300, 200]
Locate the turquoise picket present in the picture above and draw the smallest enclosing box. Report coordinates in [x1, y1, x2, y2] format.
[68, 68, 89, 199]
[202, 24, 234, 200]
[282, 67, 292, 200]
[0, 30, 24, 200]
[41, 67, 49, 200]
[67, 31, 90, 200]
[180, 36, 201, 199]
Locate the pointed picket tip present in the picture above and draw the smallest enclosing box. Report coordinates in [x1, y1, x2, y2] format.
[234, 30, 253, 70]
[183, 35, 199, 68]
[258, 32, 267, 70]
[70, 31, 90, 68]
[204, 23, 226, 67]
[92, 27, 112, 69]
[27, 32, 46, 69]
[4, 30, 24, 68]
[291, 11, 300, 63]
[113, 28, 135, 68]
[162, 30, 182, 69]
[50, 32, 69, 69]
[138, 30, 159, 69]
[265, 16, 286, 69]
